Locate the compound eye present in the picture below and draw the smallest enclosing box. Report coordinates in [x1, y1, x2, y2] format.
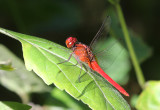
[66, 37, 77, 48]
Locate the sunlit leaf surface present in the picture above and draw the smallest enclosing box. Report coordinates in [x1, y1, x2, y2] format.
[0, 27, 130, 110]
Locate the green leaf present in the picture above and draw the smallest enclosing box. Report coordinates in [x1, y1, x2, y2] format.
[43, 105, 69, 110]
[0, 27, 130, 110]
[136, 81, 160, 110]
[130, 94, 139, 108]
[108, 0, 120, 5]
[0, 44, 51, 103]
[0, 60, 14, 71]
[0, 101, 31, 110]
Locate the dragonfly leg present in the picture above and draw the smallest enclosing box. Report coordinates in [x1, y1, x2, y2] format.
[57, 52, 82, 83]
[75, 57, 83, 83]
[57, 52, 73, 64]
[72, 61, 78, 66]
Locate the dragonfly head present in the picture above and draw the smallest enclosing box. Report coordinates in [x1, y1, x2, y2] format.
[66, 37, 77, 48]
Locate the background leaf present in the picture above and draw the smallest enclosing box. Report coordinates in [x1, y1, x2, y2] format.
[108, 0, 120, 5]
[136, 81, 160, 110]
[0, 27, 130, 110]
[0, 44, 51, 103]
[0, 60, 14, 71]
[0, 101, 31, 110]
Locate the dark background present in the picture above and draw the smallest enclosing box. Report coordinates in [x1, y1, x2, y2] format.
[0, 0, 160, 109]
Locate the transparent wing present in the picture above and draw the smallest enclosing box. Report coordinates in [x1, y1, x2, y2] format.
[89, 16, 111, 53]
[95, 37, 123, 68]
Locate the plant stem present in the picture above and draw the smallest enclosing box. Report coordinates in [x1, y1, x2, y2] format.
[19, 93, 30, 104]
[115, 3, 145, 89]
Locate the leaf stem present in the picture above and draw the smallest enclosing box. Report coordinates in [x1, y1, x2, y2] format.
[115, 3, 145, 89]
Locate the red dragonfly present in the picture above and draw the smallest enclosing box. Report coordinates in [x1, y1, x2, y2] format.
[64, 18, 129, 96]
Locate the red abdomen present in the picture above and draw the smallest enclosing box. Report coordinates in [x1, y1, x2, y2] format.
[90, 61, 129, 96]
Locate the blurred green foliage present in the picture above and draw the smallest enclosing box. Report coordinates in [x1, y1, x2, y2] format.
[136, 81, 160, 110]
[0, 60, 14, 71]
[0, 101, 31, 110]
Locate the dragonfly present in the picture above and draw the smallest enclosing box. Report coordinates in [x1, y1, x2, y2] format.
[61, 17, 129, 96]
